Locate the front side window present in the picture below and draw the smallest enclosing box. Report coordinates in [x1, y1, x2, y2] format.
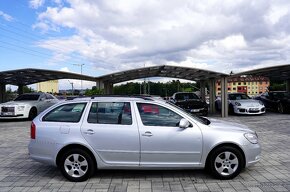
[88, 102, 132, 125]
[137, 103, 182, 127]
[43, 103, 86, 122]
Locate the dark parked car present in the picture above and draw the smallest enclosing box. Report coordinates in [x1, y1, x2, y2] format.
[254, 91, 290, 113]
[170, 92, 208, 116]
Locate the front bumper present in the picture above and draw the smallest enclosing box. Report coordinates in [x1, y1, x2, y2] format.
[234, 106, 265, 115]
[243, 143, 261, 167]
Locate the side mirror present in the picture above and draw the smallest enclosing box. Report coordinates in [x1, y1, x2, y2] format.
[179, 118, 190, 129]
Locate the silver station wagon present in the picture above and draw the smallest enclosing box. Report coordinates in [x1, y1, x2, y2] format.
[28, 96, 261, 182]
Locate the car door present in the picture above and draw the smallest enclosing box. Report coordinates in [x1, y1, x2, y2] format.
[260, 92, 275, 109]
[135, 102, 203, 167]
[81, 101, 140, 166]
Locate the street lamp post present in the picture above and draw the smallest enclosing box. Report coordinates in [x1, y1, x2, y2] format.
[73, 64, 85, 93]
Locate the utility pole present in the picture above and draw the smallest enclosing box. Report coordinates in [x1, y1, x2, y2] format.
[73, 63, 85, 93]
[68, 80, 74, 96]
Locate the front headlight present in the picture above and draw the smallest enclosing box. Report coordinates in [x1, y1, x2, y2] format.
[244, 132, 258, 144]
[235, 102, 241, 106]
[17, 106, 25, 111]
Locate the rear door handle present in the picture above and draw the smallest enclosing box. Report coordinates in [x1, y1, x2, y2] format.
[142, 131, 153, 137]
[84, 129, 95, 135]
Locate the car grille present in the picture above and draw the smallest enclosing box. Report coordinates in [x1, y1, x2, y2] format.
[1, 107, 15, 113]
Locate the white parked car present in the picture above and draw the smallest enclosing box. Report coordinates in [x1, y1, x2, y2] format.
[215, 93, 265, 115]
[0, 93, 59, 120]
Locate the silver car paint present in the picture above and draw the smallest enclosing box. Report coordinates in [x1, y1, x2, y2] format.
[28, 97, 261, 170]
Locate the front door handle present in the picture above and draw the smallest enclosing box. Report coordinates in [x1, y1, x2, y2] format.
[142, 131, 153, 137]
[84, 129, 95, 135]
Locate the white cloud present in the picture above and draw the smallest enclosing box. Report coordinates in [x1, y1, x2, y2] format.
[0, 11, 13, 21]
[30, 0, 45, 9]
[31, 0, 290, 78]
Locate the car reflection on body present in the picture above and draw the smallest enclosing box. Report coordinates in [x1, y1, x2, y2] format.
[215, 93, 265, 115]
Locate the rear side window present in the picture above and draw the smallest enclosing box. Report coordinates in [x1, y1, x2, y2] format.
[43, 103, 87, 123]
[88, 102, 132, 125]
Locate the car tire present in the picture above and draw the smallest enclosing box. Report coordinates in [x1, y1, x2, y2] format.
[229, 104, 234, 115]
[277, 102, 285, 114]
[28, 107, 37, 120]
[59, 148, 95, 182]
[208, 146, 244, 180]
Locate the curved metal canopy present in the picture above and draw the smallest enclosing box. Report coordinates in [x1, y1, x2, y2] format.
[234, 64, 290, 81]
[98, 65, 228, 84]
[0, 68, 96, 86]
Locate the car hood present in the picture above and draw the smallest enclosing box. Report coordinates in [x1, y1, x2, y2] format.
[231, 99, 262, 106]
[0, 101, 36, 106]
[207, 118, 254, 133]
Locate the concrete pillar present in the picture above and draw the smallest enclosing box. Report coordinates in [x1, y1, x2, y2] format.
[220, 76, 228, 118]
[286, 79, 290, 92]
[208, 78, 216, 114]
[200, 80, 206, 102]
[104, 82, 113, 94]
[18, 85, 24, 95]
[96, 80, 104, 90]
[0, 83, 6, 103]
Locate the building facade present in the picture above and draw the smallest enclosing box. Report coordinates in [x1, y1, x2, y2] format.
[36, 80, 59, 93]
[216, 76, 269, 96]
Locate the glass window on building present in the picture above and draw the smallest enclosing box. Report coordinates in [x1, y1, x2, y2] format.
[238, 83, 241, 85]
[233, 87, 236, 90]
[233, 82, 236, 85]
[243, 82, 246, 85]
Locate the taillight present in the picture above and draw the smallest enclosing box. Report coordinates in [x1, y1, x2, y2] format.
[31, 122, 36, 139]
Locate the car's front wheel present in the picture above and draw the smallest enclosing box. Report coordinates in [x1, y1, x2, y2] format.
[208, 146, 244, 180]
[59, 148, 95, 182]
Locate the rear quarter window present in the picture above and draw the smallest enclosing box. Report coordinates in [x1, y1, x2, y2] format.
[42, 103, 87, 123]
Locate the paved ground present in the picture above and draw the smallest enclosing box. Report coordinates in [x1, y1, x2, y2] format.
[0, 112, 290, 192]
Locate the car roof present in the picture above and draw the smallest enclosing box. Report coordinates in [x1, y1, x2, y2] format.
[64, 95, 165, 103]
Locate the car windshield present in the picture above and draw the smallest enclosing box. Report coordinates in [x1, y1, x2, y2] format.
[166, 101, 210, 125]
[14, 94, 40, 101]
[272, 92, 290, 99]
[229, 94, 250, 100]
[175, 93, 199, 100]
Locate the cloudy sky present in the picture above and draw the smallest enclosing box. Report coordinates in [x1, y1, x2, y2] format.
[1, 0, 290, 88]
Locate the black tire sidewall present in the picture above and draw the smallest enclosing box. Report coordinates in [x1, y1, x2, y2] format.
[28, 108, 37, 120]
[209, 146, 244, 180]
[59, 148, 95, 182]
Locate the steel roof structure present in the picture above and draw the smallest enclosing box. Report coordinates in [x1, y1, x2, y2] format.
[0, 68, 96, 86]
[98, 65, 228, 84]
[234, 64, 290, 80]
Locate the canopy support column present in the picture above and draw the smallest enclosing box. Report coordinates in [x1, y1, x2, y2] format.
[221, 76, 228, 117]
[17, 85, 24, 95]
[0, 83, 6, 103]
[104, 82, 113, 94]
[208, 78, 216, 114]
[200, 80, 206, 102]
[286, 79, 290, 92]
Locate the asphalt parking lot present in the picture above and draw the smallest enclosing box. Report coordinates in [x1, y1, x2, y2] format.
[0, 113, 290, 192]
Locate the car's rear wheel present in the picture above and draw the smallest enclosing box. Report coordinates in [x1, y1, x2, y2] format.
[28, 107, 37, 120]
[208, 146, 244, 180]
[277, 102, 285, 114]
[59, 148, 95, 182]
